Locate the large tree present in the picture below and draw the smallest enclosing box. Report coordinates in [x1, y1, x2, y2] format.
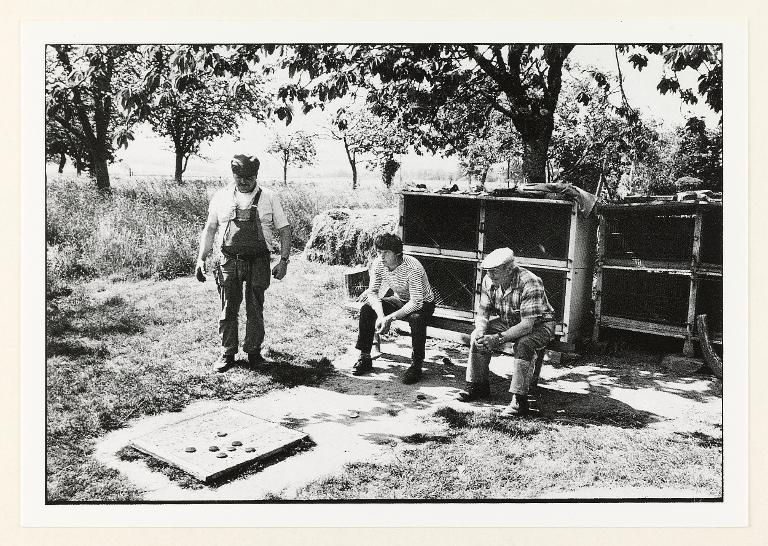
[326, 105, 409, 189]
[123, 46, 272, 182]
[267, 130, 317, 185]
[549, 63, 664, 197]
[274, 45, 573, 185]
[46, 45, 138, 190]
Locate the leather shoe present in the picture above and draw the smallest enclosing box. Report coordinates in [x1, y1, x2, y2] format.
[401, 363, 422, 384]
[500, 394, 529, 417]
[352, 354, 373, 376]
[213, 354, 235, 372]
[248, 353, 266, 367]
[456, 382, 491, 402]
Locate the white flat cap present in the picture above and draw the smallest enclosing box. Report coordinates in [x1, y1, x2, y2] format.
[481, 247, 515, 269]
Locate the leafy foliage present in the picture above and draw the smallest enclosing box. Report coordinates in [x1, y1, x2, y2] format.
[267, 131, 318, 185]
[119, 46, 273, 182]
[327, 105, 410, 188]
[45, 45, 139, 189]
[621, 44, 723, 116]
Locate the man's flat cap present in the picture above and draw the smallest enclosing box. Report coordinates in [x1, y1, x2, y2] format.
[231, 154, 260, 177]
[480, 247, 515, 269]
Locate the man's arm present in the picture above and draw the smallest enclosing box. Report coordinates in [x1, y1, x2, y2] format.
[271, 224, 292, 280]
[365, 262, 386, 319]
[195, 209, 218, 282]
[497, 316, 535, 343]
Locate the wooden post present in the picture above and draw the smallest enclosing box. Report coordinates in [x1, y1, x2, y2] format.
[684, 209, 703, 356]
[592, 213, 607, 343]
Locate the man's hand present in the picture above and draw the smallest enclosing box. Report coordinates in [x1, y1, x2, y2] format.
[272, 259, 288, 280]
[195, 259, 207, 282]
[356, 289, 371, 303]
[471, 328, 493, 351]
[375, 315, 393, 336]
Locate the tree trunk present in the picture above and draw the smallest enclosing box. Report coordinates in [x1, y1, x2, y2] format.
[283, 158, 288, 186]
[480, 166, 489, 187]
[57, 152, 66, 173]
[343, 136, 357, 190]
[174, 152, 185, 183]
[521, 136, 549, 185]
[92, 156, 110, 191]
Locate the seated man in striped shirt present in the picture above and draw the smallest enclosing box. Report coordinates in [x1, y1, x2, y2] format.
[354, 233, 436, 384]
[457, 247, 556, 416]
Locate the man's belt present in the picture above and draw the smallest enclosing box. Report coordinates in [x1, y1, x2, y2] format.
[221, 249, 271, 261]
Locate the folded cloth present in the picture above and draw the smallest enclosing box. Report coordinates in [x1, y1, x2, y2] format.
[674, 189, 714, 202]
[523, 182, 598, 217]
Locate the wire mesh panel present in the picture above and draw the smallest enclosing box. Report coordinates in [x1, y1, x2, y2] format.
[604, 211, 695, 263]
[411, 255, 476, 312]
[601, 269, 690, 325]
[696, 277, 723, 335]
[700, 208, 723, 266]
[479, 266, 566, 323]
[344, 267, 370, 299]
[484, 201, 571, 260]
[401, 194, 480, 251]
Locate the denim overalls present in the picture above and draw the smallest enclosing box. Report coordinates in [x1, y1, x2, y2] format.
[214, 188, 272, 356]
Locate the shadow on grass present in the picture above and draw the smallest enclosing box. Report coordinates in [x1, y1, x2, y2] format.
[258, 351, 336, 387]
[544, 353, 722, 404]
[434, 406, 545, 438]
[47, 293, 155, 340]
[533, 386, 658, 429]
[672, 431, 723, 448]
[46, 337, 109, 359]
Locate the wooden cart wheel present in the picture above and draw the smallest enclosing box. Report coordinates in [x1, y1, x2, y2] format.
[697, 314, 722, 379]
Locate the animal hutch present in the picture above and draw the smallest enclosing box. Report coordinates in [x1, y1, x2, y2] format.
[397, 191, 598, 345]
[592, 201, 723, 355]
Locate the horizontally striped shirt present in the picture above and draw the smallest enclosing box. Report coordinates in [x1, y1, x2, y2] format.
[369, 254, 435, 317]
[478, 266, 555, 327]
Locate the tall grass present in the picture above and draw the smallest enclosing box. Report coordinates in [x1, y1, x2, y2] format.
[46, 174, 398, 283]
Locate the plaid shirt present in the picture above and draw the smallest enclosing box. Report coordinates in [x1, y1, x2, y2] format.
[478, 266, 555, 327]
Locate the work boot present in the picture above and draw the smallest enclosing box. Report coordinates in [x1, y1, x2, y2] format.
[213, 354, 235, 373]
[500, 394, 529, 417]
[248, 353, 266, 368]
[456, 382, 491, 402]
[352, 354, 373, 376]
[401, 361, 423, 384]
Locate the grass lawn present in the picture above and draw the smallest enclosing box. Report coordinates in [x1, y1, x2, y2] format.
[295, 407, 721, 499]
[46, 258, 357, 501]
[46, 256, 722, 501]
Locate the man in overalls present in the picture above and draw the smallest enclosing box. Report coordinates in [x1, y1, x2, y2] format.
[195, 154, 292, 372]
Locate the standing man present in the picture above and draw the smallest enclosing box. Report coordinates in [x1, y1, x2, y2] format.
[457, 247, 555, 416]
[195, 154, 292, 372]
[354, 233, 436, 384]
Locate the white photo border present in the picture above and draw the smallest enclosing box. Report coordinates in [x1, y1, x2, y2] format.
[21, 20, 748, 527]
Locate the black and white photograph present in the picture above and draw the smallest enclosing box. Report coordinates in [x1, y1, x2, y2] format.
[20, 21, 748, 527]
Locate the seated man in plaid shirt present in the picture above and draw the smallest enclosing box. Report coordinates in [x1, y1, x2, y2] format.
[457, 247, 555, 416]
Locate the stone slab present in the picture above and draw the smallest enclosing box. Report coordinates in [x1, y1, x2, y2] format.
[130, 406, 308, 483]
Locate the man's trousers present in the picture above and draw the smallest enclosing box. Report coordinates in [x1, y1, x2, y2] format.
[214, 256, 271, 356]
[466, 319, 555, 394]
[356, 297, 435, 363]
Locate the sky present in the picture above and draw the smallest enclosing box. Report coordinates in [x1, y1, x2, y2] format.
[84, 44, 721, 181]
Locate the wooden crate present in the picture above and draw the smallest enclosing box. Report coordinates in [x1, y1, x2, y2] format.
[399, 191, 597, 344]
[593, 201, 723, 354]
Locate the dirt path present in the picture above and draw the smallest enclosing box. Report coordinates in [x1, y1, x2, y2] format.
[94, 337, 722, 500]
